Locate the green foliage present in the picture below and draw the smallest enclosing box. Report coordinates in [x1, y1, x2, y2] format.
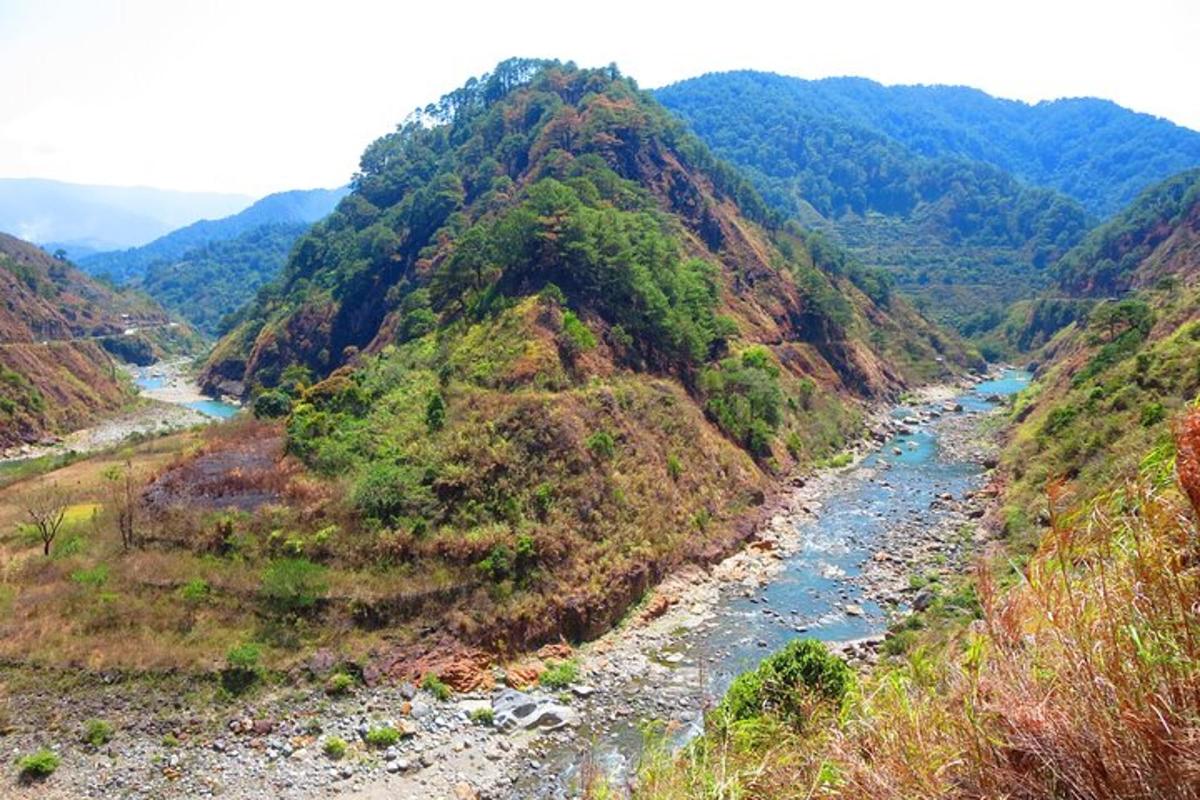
[560, 309, 597, 352]
[666, 454, 683, 481]
[701, 347, 782, 457]
[221, 642, 261, 695]
[326, 671, 355, 696]
[323, 736, 348, 759]
[1140, 402, 1166, 427]
[469, 707, 495, 726]
[350, 462, 433, 526]
[364, 726, 400, 748]
[718, 639, 854, 729]
[421, 673, 451, 701]
[253, 389, 293, 419]
[260, 558, 328, 616]
[17, 749, 59, 780]
[539, 659, 580, 689]
[70, 564, 109, 589]
[178, 577, 211, 603]
[82, 719, 114, 747]
[425, 392, 446, 432]
[586, 430, 616, 459]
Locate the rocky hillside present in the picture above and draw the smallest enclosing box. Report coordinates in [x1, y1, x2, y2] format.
[0, 233, 191, 448]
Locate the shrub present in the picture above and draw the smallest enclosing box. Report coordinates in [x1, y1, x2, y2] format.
[586, 430, 616, 459]
[701, 347, 783, 457]
[82, 719, 114, 746]
[17, 749, 59, 780]
[469, 707, 495, 726]
[325, 671, 354, 696]
[421, 673, 451, 701]
[161, 733, 180, 748]
[323, 736, 347, 759]
[718, 639, 853, 729]
[364, 726, 400, 748]
[253, 389, 292, 419]
[425, 392, 446, 432]
[221, 642, 261, 695]
[561, 309, 597, 352]
[70, 564, 109, 589]
[666, 454, 683, 481]
[1140, 401, 1166, 427]
[178, 577, 211, 603]
[260, 558, 328, 616]
[539, 659, 579, 689]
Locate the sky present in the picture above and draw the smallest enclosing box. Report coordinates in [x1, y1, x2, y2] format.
[2, 0, 1198, 198]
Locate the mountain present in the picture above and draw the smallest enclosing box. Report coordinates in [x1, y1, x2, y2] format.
[187, 58, 976, 659]
[0, 178, 252, 255]
[658, 72, 1200, 217]
[0, 233, 194, 449]
[132, 221, 312, 336]
[655, 72, 1200, 332]
[78, 186, 348, 283]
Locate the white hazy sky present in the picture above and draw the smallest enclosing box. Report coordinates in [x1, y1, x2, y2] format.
[2, 0, 1198, 197]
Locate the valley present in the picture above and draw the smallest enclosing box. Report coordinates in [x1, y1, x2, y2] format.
[0, 33, 1196, 800]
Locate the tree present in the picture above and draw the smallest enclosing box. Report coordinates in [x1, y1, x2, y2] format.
[25, 483, 68, 556]
[1088, 299, 1152, 343]
[102, 457, 138, 551]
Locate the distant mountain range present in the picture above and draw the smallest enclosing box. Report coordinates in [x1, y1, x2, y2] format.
[655, 73, 1200, 333]
[79, 186, 348, 284]
[0, 178, 252, 256]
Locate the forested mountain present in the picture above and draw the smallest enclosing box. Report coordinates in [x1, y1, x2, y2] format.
[0, 233, 193, 448]
[1055, 168, 1200, 296]
[195, 58, 976, 655]
[658, 72, 1200, 217]
[0, 178, 251, 257]
[79, 186, 347, 283]
[655, 72, 1200, 333]
[131, 222, 310, 336]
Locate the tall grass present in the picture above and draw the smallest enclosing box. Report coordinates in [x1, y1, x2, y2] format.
[633, 408, 1200, 800]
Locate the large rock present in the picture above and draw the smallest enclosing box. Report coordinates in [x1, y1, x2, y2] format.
[492, 689, 578, 732]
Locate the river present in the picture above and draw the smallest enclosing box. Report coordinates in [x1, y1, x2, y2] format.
[520, 369, 1030, 797]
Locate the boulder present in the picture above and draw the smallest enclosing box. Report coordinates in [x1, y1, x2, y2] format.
[492, 689, 578, 732]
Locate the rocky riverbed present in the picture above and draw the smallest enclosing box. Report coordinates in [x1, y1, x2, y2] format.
[1, 370, 1025, 800]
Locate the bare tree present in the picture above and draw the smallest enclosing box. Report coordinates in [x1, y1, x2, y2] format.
[103, 457, 138, 551]
[25, 483, 68, 556]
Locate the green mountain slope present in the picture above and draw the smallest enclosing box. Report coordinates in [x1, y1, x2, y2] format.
[654, 72, 1106, 332]
[181, 59, 977, 658]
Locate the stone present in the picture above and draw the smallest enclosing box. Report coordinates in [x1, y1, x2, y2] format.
[492, 689, 579, 732]
[913, 589, 936, 611]
[398, 682, 417, 701]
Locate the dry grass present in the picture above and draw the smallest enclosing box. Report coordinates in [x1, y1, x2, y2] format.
[635, 409, 1200, 800]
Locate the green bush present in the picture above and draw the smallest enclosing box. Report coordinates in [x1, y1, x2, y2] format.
[17, 749, 59, 780]
[718, 639, 853, 729]
[585, 430, 616, 459]
[421, 673, 452, 701]
[260, 558, 328, 616]
[469, 707, 495, 726]
[1140, 401, 1166, 427]
[253, 389, 292, 419]
[539, 659, 579, 689]
[701, 347, 783, 457]
[326, 671, 355, 696]
[666, 453, 683, 481]
[364, 726, 400, 748]
[221, 642, 261, 695]
[82, 719, 114, 746]
[561, 309, 597, 352]
[323, 736, 347, 759]
[178, 577, 211, 603]
[425, 392, 446, 432]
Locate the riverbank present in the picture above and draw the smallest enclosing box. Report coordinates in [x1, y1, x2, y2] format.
[0, 360, 233, 465]
[1, 370, 1023, 800]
